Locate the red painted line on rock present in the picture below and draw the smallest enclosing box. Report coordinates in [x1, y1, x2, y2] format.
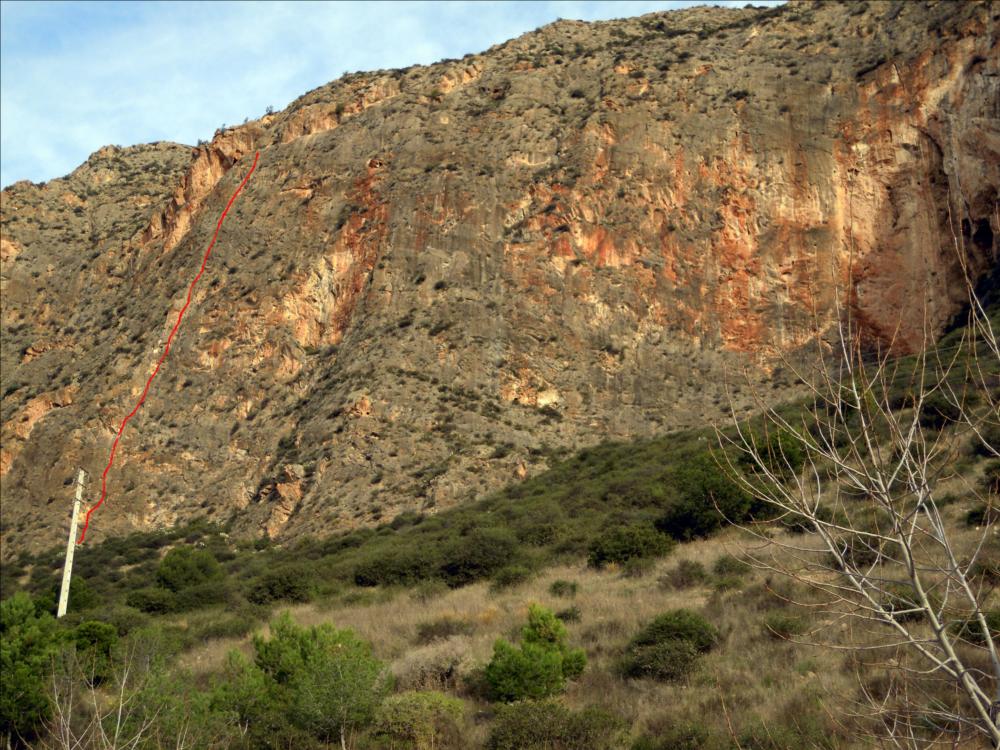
[77, 151, 260, 544]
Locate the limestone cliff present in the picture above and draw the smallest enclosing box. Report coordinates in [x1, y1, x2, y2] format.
[1, 0, 997, 555]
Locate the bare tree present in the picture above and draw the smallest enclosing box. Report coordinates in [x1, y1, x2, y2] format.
[719, 282, 999, 747]
[42, 645, 158, 750]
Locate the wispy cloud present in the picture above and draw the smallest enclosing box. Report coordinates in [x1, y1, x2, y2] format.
[0, 0, 781, 187]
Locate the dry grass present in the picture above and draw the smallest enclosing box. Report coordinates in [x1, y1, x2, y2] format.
[176, 527, 876, 745]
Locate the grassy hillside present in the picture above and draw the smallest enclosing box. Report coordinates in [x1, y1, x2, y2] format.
[3, 306, 998, 748]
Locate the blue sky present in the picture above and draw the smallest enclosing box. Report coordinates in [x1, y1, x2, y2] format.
[1, 1, 781, 188]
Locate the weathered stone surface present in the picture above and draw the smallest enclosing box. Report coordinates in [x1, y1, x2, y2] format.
[1, 1, 997, 555]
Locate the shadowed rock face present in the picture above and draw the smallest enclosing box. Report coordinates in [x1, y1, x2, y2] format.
[1, 0, 997, 555]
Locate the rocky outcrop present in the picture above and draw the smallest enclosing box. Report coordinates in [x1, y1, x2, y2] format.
[1, 0, 997, 555]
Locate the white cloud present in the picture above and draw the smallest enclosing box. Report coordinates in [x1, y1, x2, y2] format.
[0, 0, 782, 187]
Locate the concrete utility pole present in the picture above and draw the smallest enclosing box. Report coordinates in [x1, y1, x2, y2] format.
[57, 469, 86, 618]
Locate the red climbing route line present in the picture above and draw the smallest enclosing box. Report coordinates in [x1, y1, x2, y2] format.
[77, 151, 260, 544]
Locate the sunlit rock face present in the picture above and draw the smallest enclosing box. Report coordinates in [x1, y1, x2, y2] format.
[2, 0, 996, 555]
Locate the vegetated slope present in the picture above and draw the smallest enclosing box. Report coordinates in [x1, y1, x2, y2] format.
[3, 302, 996, 748]
[8, 297, 997, 622]
[1, 0, 997, 555]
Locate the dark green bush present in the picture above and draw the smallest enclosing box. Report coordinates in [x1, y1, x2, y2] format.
[965, 500, 999, 528]
[631, 720, 710, 749]
[881, 585, 931, 623]
[918, 393, 963, 429]
[631, 609, 719, 653]
[660, 560, 708, 590]
[763, 613, 807, 640]
[970, 556, 1000, 584]
[354, 546, 439, 587]
[72, 620, 117, 684]
[439, 528, 518, 587]
[740, 428, 806, 478]
[92, 605, 148, 636]
[712, 554, 750, 577]
[973, 423, 1000, 457]
[187, 610, 258, 642]
[555, 606, 581, 623]
[490, 565, 533, 590]
[248, 564, 316, 604]
[487, 701, 626, 750]
[656, 454, 753, 540]
[244, 613, 391, 744]
[777, 505, 834, 534]
[951, 609, 1000, 645]
[620, 639, 699, 681]
[621, 609, 718, 682]
[156, 546, 221, 592]
[1, 593, 62, 743]
[44, 577, 97, 614]
[415, 617, 474, 644]
[587, 525, 673, 568]
[622, 557, 657, 578]
[173, 579, 233, 611]
[980, 461, 1000, 496]
[548, 580, 578, 598]
[125, 587, 177, 614]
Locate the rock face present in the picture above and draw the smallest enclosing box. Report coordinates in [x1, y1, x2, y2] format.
[1, 1, 997, 555]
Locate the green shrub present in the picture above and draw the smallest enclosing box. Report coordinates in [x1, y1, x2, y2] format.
[777, 504, 834, 534]
[371, 690, 464, 749]
[548, 580, 578, 598]
[248, 564, 315, 604]
[881, 585, 929, 623]
[622, 557, 657, 578]
[93, 605, 149, 636]
[1, 593, 62, 743]
[918, 392, 963, 429]
[967, 502, 1000, 527]
[156, 546, 222, 592]
[555, 606, 582, 623]
[126, 587, 177, 614]
[763, 613, 807, 640]
[415, 617, 474, 644]
[656, 454, 753, 540]
[62, 577, 98, 611]
[712, 554, 750, 577]
[739, 428, 806, 478]
[354, 547, 439, 587]
[973, 423, 1000, 457]
[620, 639, 699, 682]
[970, 557, 1000, 584]
[620, 609, 718, 682]
[980, 461, 1000, 496]
[631, 720, 710, 749]
[486, 605, 586, 702]
[711, 575, 744, 592]
[251, 613, 391, 744]
[487, 701, 626, 750]
[491, 565, 533, 591]
[72, 620, 117, 684]
[631, 609, 718, 653]
[660, 560, 708, 590]
[187, 609, 259, 642]
[587, 525, 673, 568]
[951, 609, 1000, 645]
[173, 579, 232, 611]
[439, 528, 518, 587]
[485, 641, 565, 702]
